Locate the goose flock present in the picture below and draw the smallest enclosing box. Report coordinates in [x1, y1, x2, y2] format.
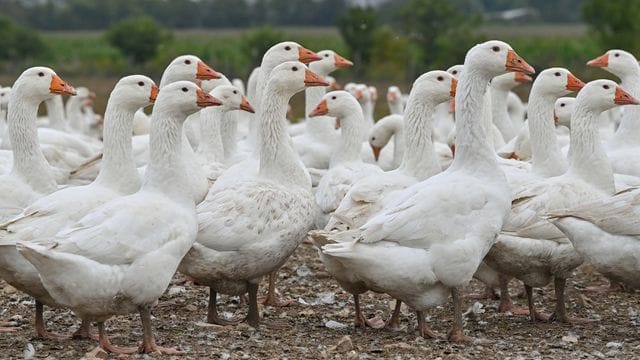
[0, 39, 638, 355]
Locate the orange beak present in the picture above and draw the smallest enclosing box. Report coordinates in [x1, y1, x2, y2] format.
[508, 152, 519, 160]
[506, 49, 535, 75]
[330, 81, 341, 90]
[88, 91, 96, 100]
[196, 88, 222, 107]
[370, 145, 381, 161]
[239, 96, 255, 113]
[334, 54, 353, 68]
[587, 53, 609, 68]
[196, 61, 222, 80]
[149, 84, 159, 103]
[309, 99, 329, 117]
[335, 118, 341, 129]
[566, 73, 585, 92]
[387, 92, 397, 102]
[304, 69, 329, 87]
[298, 46, 322, 64]
[614, 86, 640, 105]
[449, 98, 456, 113]
[450, 78, 458, 97]
[355, 90, 364, 100]
[514, 72, 533, 84]
[553, 110, 559, 126]
[49, 74, 76, 96]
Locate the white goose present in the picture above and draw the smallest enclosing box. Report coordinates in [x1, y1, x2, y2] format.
[485, 80, 638, 323]
[588, 49, 640, 177]
[490, 71, 532, 142]
[16, 81, 220, 355]
[0, 75, 157, 339]
[0, 67, 76, 223]
[386, 86, 404, 115]
[312, 91, 384, 229]
[368, 114, 404, 168]
[178, 62, 323, 326]
[319, 41, 534, 340]
[309, 70, 457, 330]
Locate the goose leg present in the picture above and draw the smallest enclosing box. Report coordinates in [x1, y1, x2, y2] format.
[548, 277, 595, 324]
[35, 301, 67, 339]
[97, 322, 137, 354]
[416, 311, 442, 339]
[385, 300, 403, 330]
[207, 287, 241, 326]
[246, 283, 261, 327]
[0, 320, 17, 333]
[353, 294, 384, 329]
[525, 284, 550, 322]
[258, 270, 292, 307]
[466, 285, 499, 300]
[138, 307, 183, 354]
[71, 320, 96, 340]
[497, 275, 529, 314]
[447, 287, 468, 342]
[584, 279, 625, 293]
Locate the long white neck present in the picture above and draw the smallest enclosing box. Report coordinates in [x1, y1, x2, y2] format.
[44, 95, 67, 131]
[361, 100, 375, 140]
[390, 118, 405, 167]
[143, 108, 193, 205]
[330, 104, 366, 167]
[449, 67, 501, 178]
[221, 110, 238, 161]
[567, 103, 615, 195]
[388, 100, 403, 115]
[399, 95, 440, 180]
[527, 87, 567, 177]
[250, 62, 279, 152]
[94, 99, 140, 193]
[611, 69, 640, 147]
[259, 85, 308, 187]
[7, 92, 56, 192]
[197, 106, 226, 164]
[490, 86, 516, 141]
[65, 95, 86, 133]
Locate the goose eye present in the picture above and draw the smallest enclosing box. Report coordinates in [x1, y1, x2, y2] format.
[184, 59, 192, 65]
[292, 66, 298, 71]
[371, 137, 376, 141]
[452, 70, 457, 75]
[603, 85, 610, 90]
[437, 76, 444, 81]
[233, 90, 237, 94]
[285, 46, 291, 51]
[554, 72, 561, 77]
[38, 72, 45, 77]
[614, 53, 620, 57]
[560, 103, 565, 107]
[138, 81, 145, 86]
[324, 54, 329, 57]
[182, 87, 188, 92]
[331, 96, 336, 100]
[492, 46, 500, 52]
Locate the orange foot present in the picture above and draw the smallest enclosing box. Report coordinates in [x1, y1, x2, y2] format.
[354, 315, 385, 329]
[257, 295, 293, 307]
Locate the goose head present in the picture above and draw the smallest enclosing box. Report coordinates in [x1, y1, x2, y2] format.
[491, 71, 533, 91]
[110, 75, 158, 111]
[368, 116, 398, 161]
[11, 67, 76, 105]
[309, 90, 360, 126]
[587, 49, 640, 78]
[413, 70, 458, 106]
[155, 81, 222, 118]
[200, 73, 231, 93]
[0, 87, 11, 110]
[553, 97, 575, 128]
[447, 64, 464, 78]
[209, 85, 255, 113]
[262, 42, 321, 70]
[465, 40, 535, 78]
[353, 84, 370, 106]
[532, 67, 585, 97]
[326, 76, 341, 90]
[344, 82, 357, 95]
[577, 79, 639, 113]
[310, 50, 353, 75]
[160, 55, 221, 87]
[267, 61, 328, 96]
[387, 86, 402, 104]
[368, 86, 378, 102]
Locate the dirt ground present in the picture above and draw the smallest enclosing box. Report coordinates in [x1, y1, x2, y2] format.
[0, 243, 638, 359]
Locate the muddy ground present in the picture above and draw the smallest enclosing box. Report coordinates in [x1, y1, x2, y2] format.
[0, 243, 638, 359]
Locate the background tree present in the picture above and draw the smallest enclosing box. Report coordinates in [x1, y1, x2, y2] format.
[240, 26, 285, 69]
[583, 0, 640, 54]
[105, 16, 170, 65]
[337, 6, 378, 77]
[0, 16, 46, 62]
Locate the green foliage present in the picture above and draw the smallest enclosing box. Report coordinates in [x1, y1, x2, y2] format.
[366, 27, 410, 82]
[582, 0, 640, 54]
[398, 0, 485, 72]
[240, 26, 286, 69]
[337, 7, 378, 76]
[0, 16, 46, 61]
[105, 16, 171, 64]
